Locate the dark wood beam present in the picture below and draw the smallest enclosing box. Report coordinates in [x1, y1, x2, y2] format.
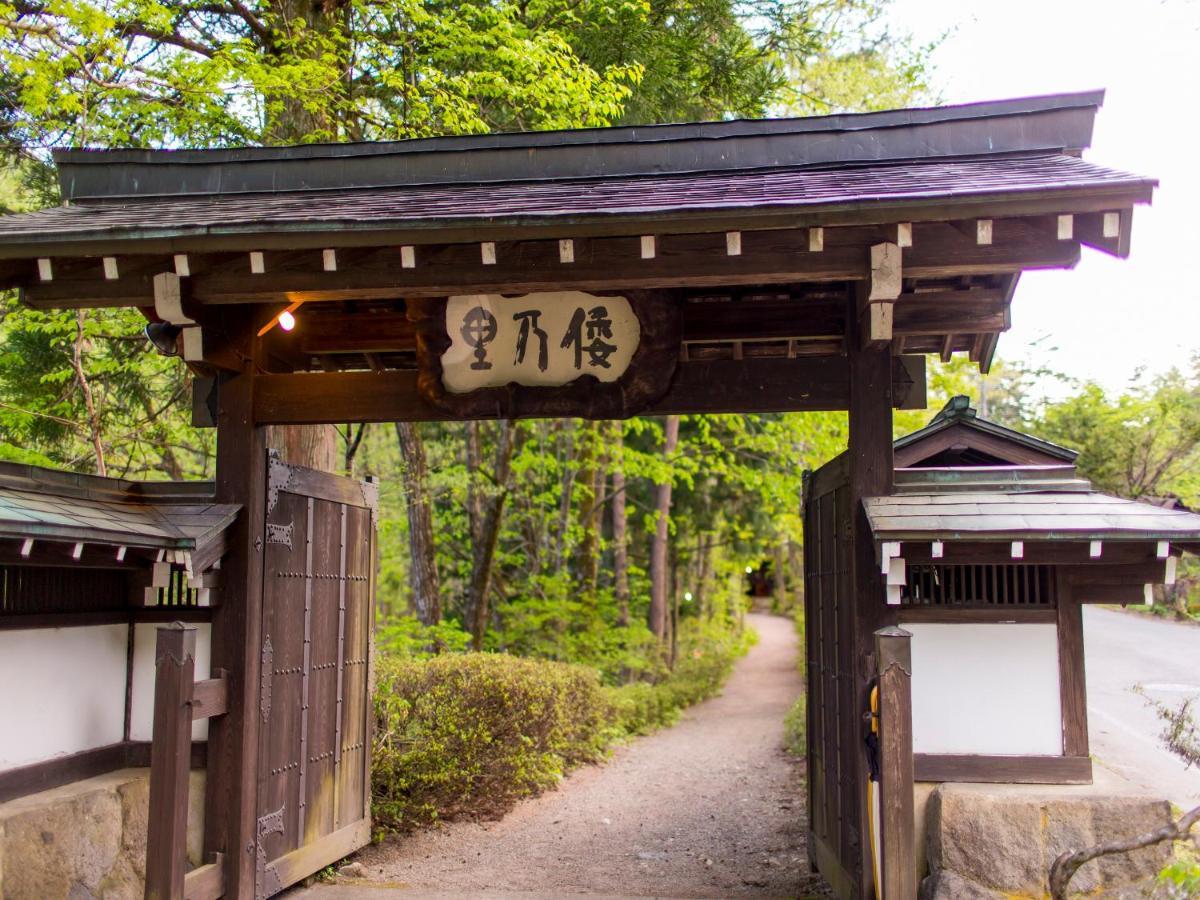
[204, 319, 268, 898]
[897, 541, 1170, 566]
[680, 288, 1008, 344]
[846, 288, 895, 898]
[1074, 208, 1133, 258]
[280, 287, 1005, 361]
[875, 627, 917, 899]
[20, 222, 1080, 309]
[1067, 561, 1168, 585]
[913, 753, 1092, 785]
[251, 354, 926, 424]
[1056, 573, 1090, 760]
[897, 607, 1057, 624]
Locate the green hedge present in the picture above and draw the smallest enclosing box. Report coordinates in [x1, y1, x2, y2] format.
[372, 653, 614, 830]
[371, 625, 753, 832]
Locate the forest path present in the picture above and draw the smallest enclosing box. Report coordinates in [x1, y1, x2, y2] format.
[291, 612, 829, 899]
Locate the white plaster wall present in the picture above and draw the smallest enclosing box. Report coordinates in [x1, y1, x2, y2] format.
[902, 622, 1063, 756]
[0, 625, 129, 770]
[129, 622, 212, 742]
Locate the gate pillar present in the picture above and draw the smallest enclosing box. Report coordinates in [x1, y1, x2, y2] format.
[847, 284, 895, 897]
[205, 310, 270, 899]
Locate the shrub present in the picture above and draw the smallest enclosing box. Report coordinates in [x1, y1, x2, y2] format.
[606, 621, 755, 735]
[372, 653, 613, 831]
[784, 694, 806, 756]
[785, 607, 807, 756]
[370, 619, 754, 833]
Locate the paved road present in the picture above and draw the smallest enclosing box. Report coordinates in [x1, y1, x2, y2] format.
[293, 613, 827, 899]
[1083, 606, 1200, 808]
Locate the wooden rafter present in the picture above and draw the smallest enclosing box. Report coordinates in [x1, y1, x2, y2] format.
[16, 219, 1083, 309]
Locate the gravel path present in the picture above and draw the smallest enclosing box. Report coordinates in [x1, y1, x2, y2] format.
[292, 612, 829, 899]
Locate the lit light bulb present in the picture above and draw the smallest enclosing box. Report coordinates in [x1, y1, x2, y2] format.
[278, 309, 296, 332]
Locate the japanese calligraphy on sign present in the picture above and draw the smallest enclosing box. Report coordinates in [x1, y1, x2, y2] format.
[442, 292, 641, 393]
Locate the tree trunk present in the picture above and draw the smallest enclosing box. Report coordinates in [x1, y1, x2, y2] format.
[394, 422, 440, 626]
[258, 5, 348, 473]
[71, 311, 106, 476]
[467, 421, 517, 651]
[262, 0, 348, 143]
[266, 423, 339, 472]
[466, 421, 484, 545]
[553, 421, 576, 571]
[696, 533, 713, 620]
[788, 539, 804, 609]
[773, 540, 788, 612]
[648, 415, 680, 641]
[611, 423, 630, 627]
[669, 545, 679, 667]
[575, 420, 603, 603]
[343, 423, 365, 475]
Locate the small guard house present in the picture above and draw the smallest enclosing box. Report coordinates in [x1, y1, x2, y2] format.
[804, 396, 1200, 893]
[0, 464, 234, 806]
[0, 90, 1165, 898]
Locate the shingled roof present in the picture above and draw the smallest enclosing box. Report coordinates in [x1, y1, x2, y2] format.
[867, 468, 1200, 544]
[894, 395, 1078, 468]
[0, 462, 238, 571]
[0, 90, 1156, 255]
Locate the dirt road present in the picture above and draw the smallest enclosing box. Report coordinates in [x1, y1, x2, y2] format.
[293, 612, 828, 899]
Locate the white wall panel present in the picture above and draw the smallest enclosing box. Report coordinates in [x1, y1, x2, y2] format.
[902, 622, 1062, 756]
[0, 625, 128, 770]
[130, 622, 212, 742]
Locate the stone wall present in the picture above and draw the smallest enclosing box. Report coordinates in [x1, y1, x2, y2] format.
[0, 768, 205, 899]
[919, 781, 1174, 899]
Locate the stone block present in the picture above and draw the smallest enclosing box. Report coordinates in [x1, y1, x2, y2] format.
[0, 767, 207, 899]
[922, 782, 1174, 899]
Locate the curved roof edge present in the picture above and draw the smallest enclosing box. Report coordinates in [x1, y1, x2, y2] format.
[52, 91, 1107, 202]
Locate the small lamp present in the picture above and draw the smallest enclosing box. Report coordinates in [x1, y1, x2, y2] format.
[144, 322, 182, 356]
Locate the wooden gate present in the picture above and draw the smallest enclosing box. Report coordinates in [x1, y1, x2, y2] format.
[254, 452, 377, 897]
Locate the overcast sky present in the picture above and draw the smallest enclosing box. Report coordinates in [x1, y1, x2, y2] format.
[885, 0, 1199, 398]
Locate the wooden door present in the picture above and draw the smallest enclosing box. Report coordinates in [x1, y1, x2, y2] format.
[254, 452, 377, 898]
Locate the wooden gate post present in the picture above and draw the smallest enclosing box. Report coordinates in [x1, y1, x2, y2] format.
[848, 281, 895, 898]
[204, 304, 270, 899]
[146, 622, 197, 900]
[875, 626, 916, 900]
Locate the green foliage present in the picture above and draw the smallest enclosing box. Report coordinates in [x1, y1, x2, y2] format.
[782, 0, 933, 115]
[371, 621, 749, 832]
[784, 606, 806, 756]
[375, 614, 472, 658]
[1158, 844, 1200, 899]
[0, 0, 927, 152]
[784, 694, 806, 757]
[606, 620, 755, 734]
[0, 298, 213, 479]
[1035, 363, 1200, 503]
[372, 652, 614, 830]
[1028, 360, 1200, 618]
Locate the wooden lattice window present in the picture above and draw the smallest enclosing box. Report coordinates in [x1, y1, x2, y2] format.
[0, 564, 127, 615]
[904, 563, 1056, 607]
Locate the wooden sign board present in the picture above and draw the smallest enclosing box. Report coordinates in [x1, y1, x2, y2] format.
[442, 292, 641, 393]
[408, 290, 682, 420]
